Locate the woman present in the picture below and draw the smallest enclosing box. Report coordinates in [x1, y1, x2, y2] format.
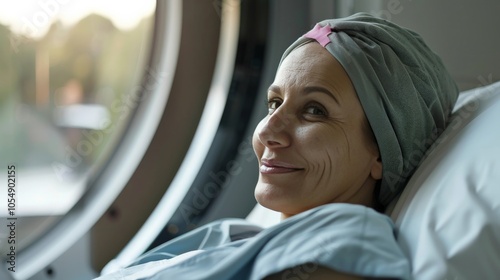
[97, 13, 458, 280]
[254, 40, 383, 219]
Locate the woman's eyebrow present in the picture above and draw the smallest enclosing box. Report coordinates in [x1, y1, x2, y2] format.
[268, 85, 281, 94]
[267, 85, 340, 105]
[303, 86, 340, 104]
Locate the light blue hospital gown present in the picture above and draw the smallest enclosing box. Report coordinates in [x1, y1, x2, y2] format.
[97, 203, 411, 280]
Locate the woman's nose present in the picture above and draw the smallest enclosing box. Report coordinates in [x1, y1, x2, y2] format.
[257, 109, 292, 148]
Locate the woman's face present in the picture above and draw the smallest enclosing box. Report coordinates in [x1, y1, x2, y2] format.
[253, 42, 382, 219]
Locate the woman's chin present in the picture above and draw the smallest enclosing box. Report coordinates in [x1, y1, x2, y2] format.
[255, 189, 296, 215]
[255, 191, 283, 212]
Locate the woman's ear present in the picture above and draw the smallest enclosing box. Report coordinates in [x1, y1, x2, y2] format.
[370, 157, 383, 180]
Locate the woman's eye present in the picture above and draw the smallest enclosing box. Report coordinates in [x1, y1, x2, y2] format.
[305, 105, 327, 116]
[267, 99, 281, 114]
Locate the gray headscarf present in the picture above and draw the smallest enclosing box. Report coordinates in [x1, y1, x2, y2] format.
[280, 13, 459, 207]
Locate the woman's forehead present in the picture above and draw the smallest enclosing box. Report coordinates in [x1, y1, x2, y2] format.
[274, 43, 353, 96]
[281, 43, 333, 69]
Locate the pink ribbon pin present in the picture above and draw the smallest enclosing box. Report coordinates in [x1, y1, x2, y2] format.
[303, 23, 333, 47]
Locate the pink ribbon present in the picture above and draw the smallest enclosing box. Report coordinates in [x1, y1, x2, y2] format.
[303, 23, 333, 47]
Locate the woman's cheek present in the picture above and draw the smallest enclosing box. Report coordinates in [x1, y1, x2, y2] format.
[252, 127, 263, 157]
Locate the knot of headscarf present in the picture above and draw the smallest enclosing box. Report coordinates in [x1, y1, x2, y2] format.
[279, 13, 459, 206]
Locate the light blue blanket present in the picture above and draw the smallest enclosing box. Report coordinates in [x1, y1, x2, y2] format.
[97, 203, 411, 280]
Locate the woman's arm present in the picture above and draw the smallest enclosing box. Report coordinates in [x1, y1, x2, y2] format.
[263, 265, 364, 280]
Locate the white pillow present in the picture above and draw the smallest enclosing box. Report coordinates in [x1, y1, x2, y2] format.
[390, 82, 500, 279]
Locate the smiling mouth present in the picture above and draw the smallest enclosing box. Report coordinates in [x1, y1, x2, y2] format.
[259, 159, 304, 174]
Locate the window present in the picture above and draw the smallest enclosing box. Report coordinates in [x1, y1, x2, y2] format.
[0, 0, 155, 254]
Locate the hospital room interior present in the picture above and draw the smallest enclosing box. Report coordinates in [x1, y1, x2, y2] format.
[1, 0, 499, 279]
